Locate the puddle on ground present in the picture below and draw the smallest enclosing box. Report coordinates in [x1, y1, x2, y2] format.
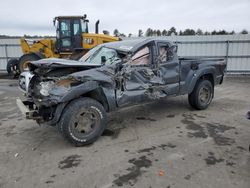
[45, 180, 54, 184]
[166, 114, 175, 118]
[182, 113, 235, 146]
[58, 155, 81, 169]
[182, 114, 207, 138]
[113, 155, 152, 186]
[204, 152, 224, 166]
[184, 174, 191, 180]
[136, 116, 157, 121]
[205, 122, 235, 146]
[137, 143, 177, 156]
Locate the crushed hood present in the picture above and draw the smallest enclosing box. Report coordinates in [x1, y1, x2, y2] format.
[30, 58, 101, 69]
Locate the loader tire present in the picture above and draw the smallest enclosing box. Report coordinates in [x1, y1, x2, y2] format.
[58, 97, 107, 146]
[19, 54, 41, 73]
[6, 58, 19, 77]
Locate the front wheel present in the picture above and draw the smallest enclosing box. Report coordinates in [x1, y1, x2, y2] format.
[58, 97, 107, 146]
[188, 79, 214, 110]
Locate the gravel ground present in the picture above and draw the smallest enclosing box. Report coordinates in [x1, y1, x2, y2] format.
[0, 76, 249, 188]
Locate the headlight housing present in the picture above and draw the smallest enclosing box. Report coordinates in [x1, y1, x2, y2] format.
[18, 71, 34, 94]
[40, 81, 55, 96]
[39, 79, 80, 97]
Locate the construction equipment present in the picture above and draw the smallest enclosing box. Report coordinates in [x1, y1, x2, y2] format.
[7, 14, 119, 76]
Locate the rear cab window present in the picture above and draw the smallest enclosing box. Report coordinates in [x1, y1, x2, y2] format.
[157, 43, 175, 63]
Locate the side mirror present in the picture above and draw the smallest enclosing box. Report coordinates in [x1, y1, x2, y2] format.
[101, 56, 106, 65]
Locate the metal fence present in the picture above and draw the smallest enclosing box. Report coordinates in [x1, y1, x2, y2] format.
[0, 43, 20, 62]
[0, 35, 250, 74]
[175, 40, 250, 73]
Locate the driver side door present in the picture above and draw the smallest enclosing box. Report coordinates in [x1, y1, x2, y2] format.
[157, 42, 180, 95]
[116, 44, 165, 107]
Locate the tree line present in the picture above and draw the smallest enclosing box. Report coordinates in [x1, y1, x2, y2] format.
[0, 34, 55, 38]
[1, 27, 248, 38]
[113, 27, 249, 37]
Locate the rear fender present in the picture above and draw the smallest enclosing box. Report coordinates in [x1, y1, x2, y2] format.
[187, 66, 216, 94]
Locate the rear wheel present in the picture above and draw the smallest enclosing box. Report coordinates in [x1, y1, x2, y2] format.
[58, 97, 107, 146]
[19, 54, 41, 72]
[188, 79, 213, 110]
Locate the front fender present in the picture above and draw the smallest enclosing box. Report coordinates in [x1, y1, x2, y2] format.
[187, 66, 216, 94]
[60, 81, 99, 102]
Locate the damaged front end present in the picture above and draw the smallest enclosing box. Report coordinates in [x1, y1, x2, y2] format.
[17, 63, 116, 125]
[18, 71, 85, 124]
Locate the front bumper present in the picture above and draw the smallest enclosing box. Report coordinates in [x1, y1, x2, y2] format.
[16, 98, 66, 125]
[16, 98, 41, 120]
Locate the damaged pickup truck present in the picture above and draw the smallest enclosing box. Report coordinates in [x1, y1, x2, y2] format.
[17, 38, 226, 146]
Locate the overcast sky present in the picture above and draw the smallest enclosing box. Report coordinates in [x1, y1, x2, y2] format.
[1, 0, 250, 36]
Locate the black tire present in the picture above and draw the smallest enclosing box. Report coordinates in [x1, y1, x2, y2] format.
[58, 97, 107, 146]
[188, 79, 214, 110]
[19, 54, 41, 73]
[6, 58, 19, 76]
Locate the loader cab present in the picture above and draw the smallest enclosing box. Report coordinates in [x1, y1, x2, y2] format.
[54, 15, 88, 53]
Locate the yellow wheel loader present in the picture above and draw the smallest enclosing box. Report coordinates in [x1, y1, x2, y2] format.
[7, 15, 119, 76]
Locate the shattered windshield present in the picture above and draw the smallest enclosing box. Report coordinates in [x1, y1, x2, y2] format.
[80, 46, 120, 65]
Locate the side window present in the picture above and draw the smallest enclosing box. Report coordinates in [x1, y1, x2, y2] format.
[60, 20, 71, 47]
[159, 46, 168, 62]
[158, 44, 175, 63]
[81, 20, 88, 33]
[90, 48, 118, 65]
[60, 20, 71, 37]
[73, 20, 81, 35]
[131, 46, 150, 65]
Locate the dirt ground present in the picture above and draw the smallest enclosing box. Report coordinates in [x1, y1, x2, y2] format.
[0, 76, 249, 188]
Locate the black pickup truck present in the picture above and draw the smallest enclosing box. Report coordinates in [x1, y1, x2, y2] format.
[17, 38, 226, 146]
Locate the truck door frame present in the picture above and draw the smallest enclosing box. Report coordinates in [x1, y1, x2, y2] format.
[156, 42, 180, 96]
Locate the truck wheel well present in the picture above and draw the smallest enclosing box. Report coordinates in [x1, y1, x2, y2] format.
[199, 73, 214, 86]
[81, 89, 109, 112]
